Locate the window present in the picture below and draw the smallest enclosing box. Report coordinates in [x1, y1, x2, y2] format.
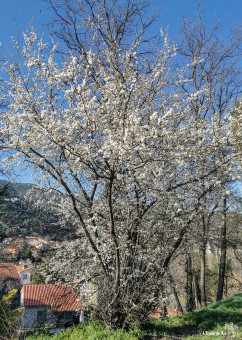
[37, 310, 47, 324]
[60, 311, 72, 321]
[56, 311, 72, 327]
[82, 293, 88, 302]
[23, 274, 27, 280]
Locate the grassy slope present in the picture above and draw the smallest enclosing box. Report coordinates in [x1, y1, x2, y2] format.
[185, 293, 242, 329]
[25, 294, 242, 340]
[144, 293, 242, 339]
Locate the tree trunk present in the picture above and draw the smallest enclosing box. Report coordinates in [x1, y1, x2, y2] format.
[216, 195, 227, 301]
[161, 287, 168, 317]
[193, 274, 201, 309]
[185, 254, 195, 311]
[168, 270, 184, 314]
[173, 286, 184, 314]
[200, 215, 207, 307]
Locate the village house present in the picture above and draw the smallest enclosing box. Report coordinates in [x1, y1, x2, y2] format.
[78, 278, 97, 305]
[25, 237, 49, 251]
[3, 245, 18, 258]
[0, 263, 20, 295]
[25, 237, 37, 242]
[2, 237, 13, 244]
[15, 263, 36, 285]
[14, 238, 25, 244]
[21, 284, 84, 328]
[30, 247, 41, 258]
[36, 238, 50, 251]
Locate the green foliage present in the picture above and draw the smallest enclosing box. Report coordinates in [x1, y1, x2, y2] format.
[143, 294, 242, 339]
[31, 270, 46, 284]
[26, 320, 143, 340]
[30, 323, 56, 338]
[0, 184, 8, 203]
[141, 316, 185, 337]
[183, 293, 242, 330]
[0, 289, 23, 338]
[17, 242, 35, 261]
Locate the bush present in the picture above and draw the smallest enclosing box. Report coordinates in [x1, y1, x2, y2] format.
[0, 289, 23, 339]
[25, 320, 143, 340]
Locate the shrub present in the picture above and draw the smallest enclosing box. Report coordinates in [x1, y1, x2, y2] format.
[0, 289, 23, 339]
[25, 320, 143, 340]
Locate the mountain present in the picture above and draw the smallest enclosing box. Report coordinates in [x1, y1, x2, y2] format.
[0, 179, 34, 198]
[0, 180, 75, 241]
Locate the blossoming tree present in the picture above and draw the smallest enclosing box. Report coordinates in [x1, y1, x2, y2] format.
[0, 0, 238, 327]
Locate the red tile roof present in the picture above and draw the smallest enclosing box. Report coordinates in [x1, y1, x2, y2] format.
[37, 239, 49, 243]
[150, 307, 182, 319]
[22, 284, 84, 312]
[0, 263, 19, 280]
[15, 264, 35, 273]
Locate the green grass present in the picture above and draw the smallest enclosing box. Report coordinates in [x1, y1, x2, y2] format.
[25, 294, 242, 339]
[25, 320, 143, 340]
[143, 293, 242, 339]
[184, 293, 242, 330]
[185, 293, 242, 339]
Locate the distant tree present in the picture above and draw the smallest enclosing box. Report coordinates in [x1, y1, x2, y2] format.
[31, 268, 46, 284]
[0, 183, 8, 205]
[232, 98, 242, 152]
[17, 243, 35, 262]
[178, 11, 241, 305]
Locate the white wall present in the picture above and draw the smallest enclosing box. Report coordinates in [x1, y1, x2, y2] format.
[19, 268, 35, 285]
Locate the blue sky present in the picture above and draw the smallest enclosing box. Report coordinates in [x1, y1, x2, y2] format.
[1, 0, 241, 49]
[0, 0, 241, 183]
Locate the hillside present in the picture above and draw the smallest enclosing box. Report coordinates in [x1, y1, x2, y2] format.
[0, 180, 75, 241]
[0, 179, 33, 198]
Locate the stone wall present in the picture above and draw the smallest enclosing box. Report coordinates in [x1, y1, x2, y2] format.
[22, 306, 55, 328]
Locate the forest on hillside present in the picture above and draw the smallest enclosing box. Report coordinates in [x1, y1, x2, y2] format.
[0, 180, 76, 240]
